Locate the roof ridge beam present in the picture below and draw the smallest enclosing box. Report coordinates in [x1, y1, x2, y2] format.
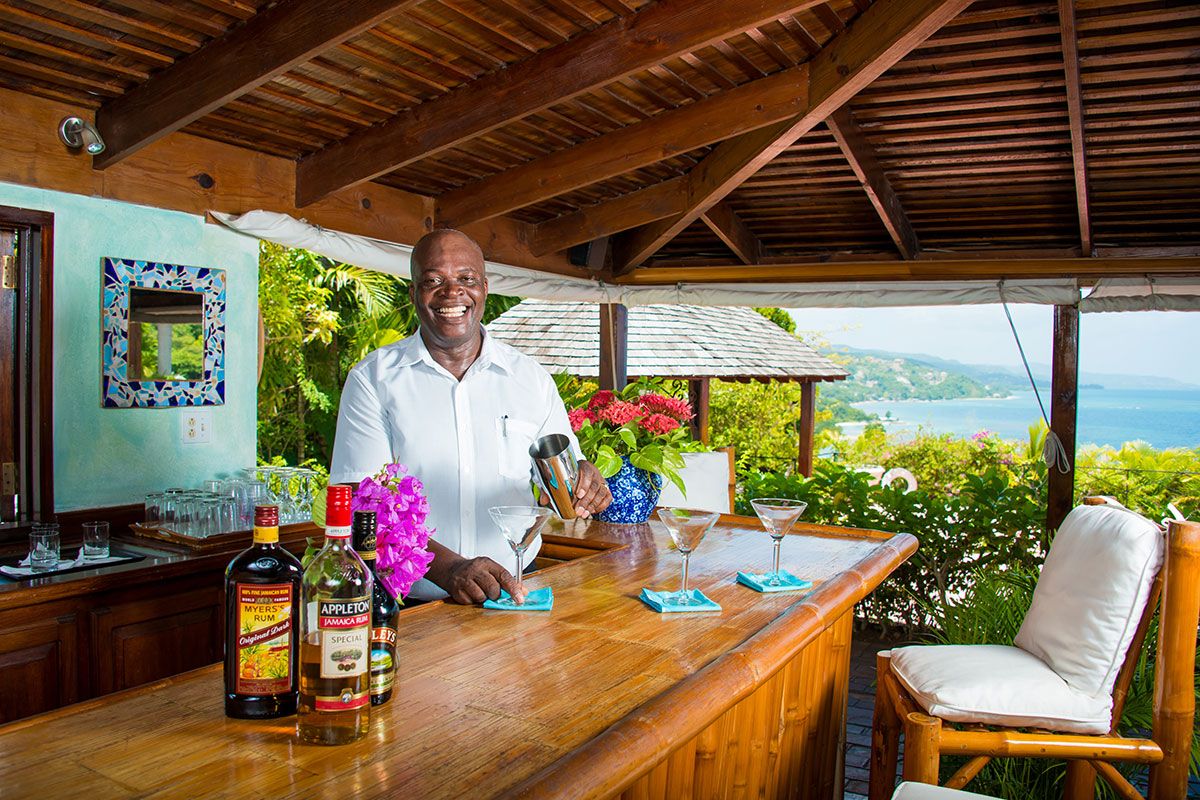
[611, 0, 977, 274]
[1058, 0, 1093, 255]
[93, 0, 420, 169]
[825, 106, 920, 259]
[295, 0, 833, 206]
[435, 65, 809, 228]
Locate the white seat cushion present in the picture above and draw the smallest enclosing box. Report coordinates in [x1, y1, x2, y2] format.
[890, 644, 1113, 734]
[893, 781, 997, 799]
[1015, 504, 1163, 700]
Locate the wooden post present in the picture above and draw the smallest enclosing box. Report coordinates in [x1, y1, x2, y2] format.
[688, 378, 710, 444]
[1148, 520, 1200, 800]
[797, 381, 816, 477]
[598, 303, 627, 391]
[1063, 760, 1097, 800]
[1047, 304, 1079, 530]
[902, 712, 942, 785]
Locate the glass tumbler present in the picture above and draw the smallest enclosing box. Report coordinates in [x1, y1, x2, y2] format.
[82, 521, 110, 559]
[29, 523, 61, 571]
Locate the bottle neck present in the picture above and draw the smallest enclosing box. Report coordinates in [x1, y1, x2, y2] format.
[324, 522, 352, 543]
[359, 552, 381, 579]
[252, 525, 279, 545]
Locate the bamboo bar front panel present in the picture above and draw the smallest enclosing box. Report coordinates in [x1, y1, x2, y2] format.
[0, 515, 915, 799]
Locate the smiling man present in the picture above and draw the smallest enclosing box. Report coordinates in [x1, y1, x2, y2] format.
[328, 229, 612, 604]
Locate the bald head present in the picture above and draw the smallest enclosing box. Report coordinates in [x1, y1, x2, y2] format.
[411, 228, 484, 280]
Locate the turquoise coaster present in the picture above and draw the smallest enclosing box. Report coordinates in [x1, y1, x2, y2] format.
[736, 571, 813, 593]
[483, 586, 553, 611]
[639, 587, 721, 613]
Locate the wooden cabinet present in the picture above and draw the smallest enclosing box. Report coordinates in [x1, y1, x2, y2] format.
[0, 609, 78, 723]
[90, 585, 222, 696]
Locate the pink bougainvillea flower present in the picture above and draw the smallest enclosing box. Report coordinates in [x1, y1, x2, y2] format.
[639, 412, 682, 435]
[568, 408, 596, 432]
[597, 399, 642, 426]
[587, 390, 615, 411]
[638, 393, 694, 421]
[351, 463, 435, 601]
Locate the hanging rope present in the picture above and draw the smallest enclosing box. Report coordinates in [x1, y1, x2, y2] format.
[998, 281, 1072, 474]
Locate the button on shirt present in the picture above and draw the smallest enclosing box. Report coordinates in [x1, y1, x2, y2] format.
[328, 330, 582, 600]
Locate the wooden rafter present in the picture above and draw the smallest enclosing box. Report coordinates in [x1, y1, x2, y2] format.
[532, 176, 688, 257]
[700, 202, 762, 264]
[611, 257, 1200, 285]
[93, 0, 418, 169]
[1058, 0, 1093, 255]
[295, 0, 833, 206]
[435, 66, 809, 228]
[825, 106, 921, 259]
[609, 0, 978, 274]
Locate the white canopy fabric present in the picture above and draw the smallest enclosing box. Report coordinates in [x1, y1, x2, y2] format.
[1081, 277, 1200, 312]
[213, 210, 1082, 308]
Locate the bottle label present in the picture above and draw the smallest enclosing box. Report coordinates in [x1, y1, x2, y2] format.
[252, 525, 279, 545]
[370, 625, 397, 697]
[234, 583, 293, 695]
[318, 597, 370, 682]
[325, 524, 351, 540]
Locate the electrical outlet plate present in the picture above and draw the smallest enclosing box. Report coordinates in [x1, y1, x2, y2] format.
[181, 409, 212, 444]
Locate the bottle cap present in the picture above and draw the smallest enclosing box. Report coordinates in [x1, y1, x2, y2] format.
[253, 504, 279, 527]
[326, 484, 353, 527]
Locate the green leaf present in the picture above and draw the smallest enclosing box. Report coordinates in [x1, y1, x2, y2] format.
[593, 445, 622, 477]
[618, 426, 637, 449]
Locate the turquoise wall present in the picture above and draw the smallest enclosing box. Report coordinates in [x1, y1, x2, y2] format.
[0, 183, 258, 511]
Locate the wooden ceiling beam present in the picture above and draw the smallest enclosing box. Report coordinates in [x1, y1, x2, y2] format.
[825, 106, 920, 259]
[532, 176, 689, 257]
[435, 65, 809, 227]
[1058, 0, 1094, 255]
[610, 0, 977, 274]
[612, 257, 1200, 285]
[700, 202, 762, 264]
[93, 0, 418, 169]
[295, 0, 832, 206]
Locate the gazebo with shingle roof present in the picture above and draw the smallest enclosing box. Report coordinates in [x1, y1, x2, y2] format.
[488, 300, 847, 474]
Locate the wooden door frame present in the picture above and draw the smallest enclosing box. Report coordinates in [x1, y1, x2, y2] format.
[0, 205, 54, 526]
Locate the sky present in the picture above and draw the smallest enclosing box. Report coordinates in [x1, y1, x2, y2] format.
[788, 304, 1200, 386]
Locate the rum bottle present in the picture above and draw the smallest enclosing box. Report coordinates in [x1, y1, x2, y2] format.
[298, 484, 372, 744]
[224, 504, 302, 719]
[352, 511, 400, 706]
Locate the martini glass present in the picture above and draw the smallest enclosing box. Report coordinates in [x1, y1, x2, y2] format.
[750, 498, 808, 587]
[656, 507, 720, 605]
[488, 506, 552, 607]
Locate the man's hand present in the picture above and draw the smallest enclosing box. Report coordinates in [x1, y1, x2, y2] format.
[424, 539, 525, 604]
[572, 460, 613, 518]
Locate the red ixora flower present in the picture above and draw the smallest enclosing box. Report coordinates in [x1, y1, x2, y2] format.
[587, 390, 615, 411]
[597, 399, 642, 426]
[639, 413, 682, 436]
[638, 393, 694, 421]
[567, 408, 596, 432]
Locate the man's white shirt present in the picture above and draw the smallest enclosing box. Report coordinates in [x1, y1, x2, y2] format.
[328, 329, 581, 600]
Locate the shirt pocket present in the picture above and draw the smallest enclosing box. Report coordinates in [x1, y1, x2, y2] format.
[496, 417, 539, 480]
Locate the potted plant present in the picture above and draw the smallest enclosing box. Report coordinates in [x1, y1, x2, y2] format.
[568, 385, 697, 524]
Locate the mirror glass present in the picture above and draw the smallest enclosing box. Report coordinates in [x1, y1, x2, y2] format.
[128, 288, 204, 381]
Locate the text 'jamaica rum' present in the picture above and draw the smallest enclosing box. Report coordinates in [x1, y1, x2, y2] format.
[298, 484, 371, 744]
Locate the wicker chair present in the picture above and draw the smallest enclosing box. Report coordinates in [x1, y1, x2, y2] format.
[869, 498, 1200, 800]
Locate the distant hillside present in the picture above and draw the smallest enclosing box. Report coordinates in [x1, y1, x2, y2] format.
[822, 348, 1011, 403]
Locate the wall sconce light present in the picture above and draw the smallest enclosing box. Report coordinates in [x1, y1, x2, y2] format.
[58, 116, 106, 155]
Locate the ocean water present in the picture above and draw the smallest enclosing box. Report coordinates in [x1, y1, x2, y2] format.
[843, 388, 1200, 450]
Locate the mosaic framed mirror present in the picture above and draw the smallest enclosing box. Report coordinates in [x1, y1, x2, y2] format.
[101, 257, 226, 407]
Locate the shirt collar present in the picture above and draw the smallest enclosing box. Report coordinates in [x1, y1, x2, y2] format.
[396, 327, 515, 376]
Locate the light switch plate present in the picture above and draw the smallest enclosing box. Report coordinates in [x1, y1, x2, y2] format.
[181, 409, 212, 444]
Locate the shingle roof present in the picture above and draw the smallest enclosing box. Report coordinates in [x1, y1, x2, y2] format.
[487, 301, 848, 382]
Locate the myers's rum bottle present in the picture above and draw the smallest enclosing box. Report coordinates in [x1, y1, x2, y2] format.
[224, 504, 302, 718]
[298, 485, 372, 744]
[351, 511, 400, 706]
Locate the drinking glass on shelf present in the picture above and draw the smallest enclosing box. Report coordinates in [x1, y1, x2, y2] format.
[29, 523, 60, 571]
[275, 467, 298, 523]
[750, 498, 808, 587]
[202, 479, 223, 495]
[237, 481, 270, 529]
[655, 507, 720, 605]
[487, 506, 552, 608]
[144, 492, 166, 528]
[82, 521, 110, 559]
[294, 469, 315, 522]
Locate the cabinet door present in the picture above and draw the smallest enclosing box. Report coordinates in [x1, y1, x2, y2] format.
[90, 586, 221, 695]
[0, 613, 78, 723]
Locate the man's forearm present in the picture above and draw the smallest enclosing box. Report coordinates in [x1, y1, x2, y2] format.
[422, 538, 467, 591]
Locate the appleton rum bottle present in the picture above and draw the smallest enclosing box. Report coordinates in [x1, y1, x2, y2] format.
[224, 504, 302, 718]
[298, 485, 372, 744]
[351, 511, 400, 706]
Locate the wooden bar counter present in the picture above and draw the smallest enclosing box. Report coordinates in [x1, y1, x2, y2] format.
[0, 515, 915, 799]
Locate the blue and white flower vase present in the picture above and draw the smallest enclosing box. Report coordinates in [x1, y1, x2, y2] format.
[596, 456, 664, 524]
